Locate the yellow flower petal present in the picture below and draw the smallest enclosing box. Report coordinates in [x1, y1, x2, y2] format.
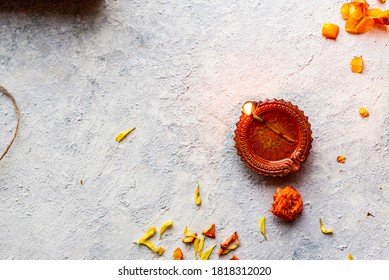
[348, 254, 354, 260]
[200, 245, 216, 260]
[116, 127, 135, 142]
[198, 236, 205, 256]
[136, 240, 165, 255]
[359, 107, 369, 118]
[134, 227, 156, 244]
[195, 183, 201, 206]
[259, 216, 267, 240]
[159, 221, 173, 239]
[319, 218, 334, 234]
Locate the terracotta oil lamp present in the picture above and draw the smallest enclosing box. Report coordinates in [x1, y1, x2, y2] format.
[234, 99, 312, 177]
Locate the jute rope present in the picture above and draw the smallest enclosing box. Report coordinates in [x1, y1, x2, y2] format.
[0, 85, 20, 161]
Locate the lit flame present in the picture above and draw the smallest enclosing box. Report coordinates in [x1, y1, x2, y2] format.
[242, 102, 254, 115]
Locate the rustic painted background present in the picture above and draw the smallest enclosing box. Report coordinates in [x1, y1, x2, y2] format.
[0, 0, 388, 259]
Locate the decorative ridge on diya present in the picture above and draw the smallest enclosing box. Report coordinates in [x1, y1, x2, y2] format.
[234, 99, 313, 177]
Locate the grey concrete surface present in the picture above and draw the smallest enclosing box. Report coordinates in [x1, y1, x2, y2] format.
[0, 0, 388, 260]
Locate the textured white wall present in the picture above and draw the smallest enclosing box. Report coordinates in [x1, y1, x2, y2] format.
[0, 0, 388, 259]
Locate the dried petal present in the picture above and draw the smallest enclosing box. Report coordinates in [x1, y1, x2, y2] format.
[356, 17, 375, 33]
[134, 227, 156, 244]
[183, 226, 197, 237]
[195, 184, 201, 206]
[193, 237, 200, 259]
[182, 227, 198, 243]
[202, 224, 216, 238]
[116, 127, 135, 142]
[159, 221, 173, 239]
[198, 236, 205, 256]
[350, 56, 363, 73]
[269, 186, 303, 221]
[230, 255, 240, 260]
[337, 156, 346, 163]
[378, 0, 386, 3]
[341, 3, 350, 20]
[156, 247, 165, 256]
[200, 245, 216, 260]
[259, 216, 267, 240]
[182, 234, 197, 243]
[319, 218, 334, 234]
[218, 232, 240, 256]
[322, 23, 340, 39]
[348, 254, 354, 260]
[359, 107, 369, 118]
[136, 240, 165, 255]
[173, 247, 183, 260]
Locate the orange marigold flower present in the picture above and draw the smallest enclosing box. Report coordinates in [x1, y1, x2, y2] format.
[269, 186, 303, 221]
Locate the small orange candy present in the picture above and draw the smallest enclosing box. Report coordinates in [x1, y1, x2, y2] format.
[322, 23, 340, 39]
[269, 186, 303, 221]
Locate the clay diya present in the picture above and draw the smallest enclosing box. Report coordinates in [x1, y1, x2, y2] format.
[234, 99, 312, 177]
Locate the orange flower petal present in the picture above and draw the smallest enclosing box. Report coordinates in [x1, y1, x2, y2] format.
[345, 17, 361, 34]
[230, 256, 240, 260]
[367, 8, 383, 17]
[322, 23, 340, 39]
[337, 156, 346, 163]
[349, 2, 368, 21]
[341, 3, 350, 20]
[356, 17, 375, 33]
[173, 247, 183, 260]
[218, 232, 240, 256]
[269, 186, 303, 221]
[202, 224, 216, 238]
[350, 56, 364, 73]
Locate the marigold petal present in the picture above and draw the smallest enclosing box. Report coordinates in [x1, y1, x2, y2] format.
[319, 218, 334, 234]
[173, 247, 183, 260]
[159, 221, 173, 239]
[230, 255, 240, 260]
[134, 227, 156, 244]
[322, 23, 340, 39]
[345, 17, 361, 34]
[136, 240, 164, 255]
[218, 232, 240, 256]
[259, 216, 267, 240]
[182, 233, 197, 243]
[367, 8, 383, 17]
[116, 127, 135, 142]
[356, 17, 375, 33]
[194, 184, 201, 206]
[350, 56, 363, 73]
[202, 224, 216, 238]
[359, 107, 369, 118]
[341, 3, 350, 20]
[337, 156, 346, 163]
[348, 254, 354, 260]
[200, 245, 216, 260]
